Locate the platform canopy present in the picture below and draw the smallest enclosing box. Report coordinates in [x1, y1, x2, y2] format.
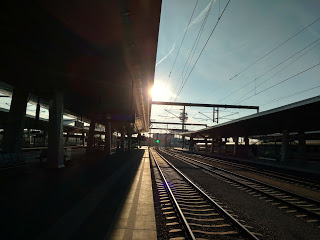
[2, 0, 162, 133]
[182, 96, 320, 138]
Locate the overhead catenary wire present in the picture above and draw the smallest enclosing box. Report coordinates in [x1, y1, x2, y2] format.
[178, 0, 215, 91]
[164, 109, 180, 119]
[198, 112, 213, 121]
[219, 37, 320, 103]
[169, 0, 215, 105]
[164, 0, 199, 89]
[260, 86, 320, 107]
[256, 42, 320, 89]
[229, 16, 320, 81]
[163, 0, 216, 121]
[234, 41, 320, 103]
[237, 62, 320, 104]
[220, 112, 239, 118]
[161, 0, 200, 121]
[174, 0, 220, 100]
[174, 0, 232, 102]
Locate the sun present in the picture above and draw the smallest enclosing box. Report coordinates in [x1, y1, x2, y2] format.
[150, 83, 170, 100]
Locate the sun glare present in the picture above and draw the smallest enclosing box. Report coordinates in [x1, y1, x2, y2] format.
[150, 84, 170, 100]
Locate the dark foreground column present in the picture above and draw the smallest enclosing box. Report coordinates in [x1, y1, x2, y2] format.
[218, 138, 222, 154]
[244, 136, 249, 157]
[182, 135, 185, 149]
[2, 88, 28, 154]
[87, 121, 96, 153]
[189, 136, 194, 151]
[204, 137, 208, 150]
[233, 136, 239, 157]
[120, 132, 125, 151]
[298, 131, 306, 161]
[104, 122, 111, 156]
[82, 132, 85, 146]
[211, 138, 215, 154]
[127, 133, 132, 152]
[47, 90, 65, 168]
[281, 130, 289, 162]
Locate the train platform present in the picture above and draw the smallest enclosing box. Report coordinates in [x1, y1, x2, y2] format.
[108, 147, 157, 240]
[1, 147, 157, 240]
[174, 148, 320, 180]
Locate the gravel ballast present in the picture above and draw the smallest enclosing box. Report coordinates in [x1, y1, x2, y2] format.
[159, 150, 320, 240]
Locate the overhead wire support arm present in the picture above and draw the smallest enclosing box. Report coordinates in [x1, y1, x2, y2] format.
[198, 112, 213, 121]
[164, 109, 180, 119]
[149, 127, 189, 132]
[152, 101, 259, 112]
[150, 121, 207, 127]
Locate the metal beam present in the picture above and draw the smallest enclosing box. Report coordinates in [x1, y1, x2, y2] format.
[149, 127, 188, 131]
[151, 121, 207, 126]
[152, 101, 259, 111]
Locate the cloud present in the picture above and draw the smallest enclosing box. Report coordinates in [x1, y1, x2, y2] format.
[185, 0, 216, 31]
[156, 42, 176, 66]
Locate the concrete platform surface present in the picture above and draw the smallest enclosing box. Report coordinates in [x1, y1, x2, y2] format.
[1, 147, 156, 240]
[108, 148, 157, 240]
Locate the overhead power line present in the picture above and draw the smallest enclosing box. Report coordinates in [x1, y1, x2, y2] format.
[174, 0, 232, 101]
[229, 16, 320, 81]
[163, 0, 215, 121]
[235, 40, 320, 103]
[164, 0, 199, 89]
[238, 62, 320, 104]
[220, 112, 239, 118]
[169, 0, 215, 105]
[198, 112, 213, 121]
[260, 86, 320, 107]
[219, 37, 320, 102]
[176, 0, 215, 95]
[164, 109, 180, 119]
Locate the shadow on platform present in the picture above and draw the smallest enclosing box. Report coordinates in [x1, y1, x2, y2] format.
[1, 148, 146, 239]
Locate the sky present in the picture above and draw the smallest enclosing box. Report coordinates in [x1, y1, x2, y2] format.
[150, 0, 320, 133]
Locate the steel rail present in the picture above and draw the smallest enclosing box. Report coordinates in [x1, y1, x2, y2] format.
[154, 149, 260, 240]
[172, 149, 320, 190]
[162, 149, 320, 220]
[149, 149, 196, 240]
[168, 149, 320, 205]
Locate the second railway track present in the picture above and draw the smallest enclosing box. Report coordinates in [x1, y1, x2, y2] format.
[159, 148, 320, 224]
[170, 149, 320, 192]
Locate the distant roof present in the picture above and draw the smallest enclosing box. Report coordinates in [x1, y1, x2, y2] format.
[183, 96, 320, 138]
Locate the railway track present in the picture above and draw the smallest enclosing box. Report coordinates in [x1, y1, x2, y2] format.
[159, 148, 320, 224]
[150, 148, 260, 240]
[171, 149, 320, 192]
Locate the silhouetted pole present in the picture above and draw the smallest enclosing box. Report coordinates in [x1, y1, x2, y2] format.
[181, 106, 185, 149]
